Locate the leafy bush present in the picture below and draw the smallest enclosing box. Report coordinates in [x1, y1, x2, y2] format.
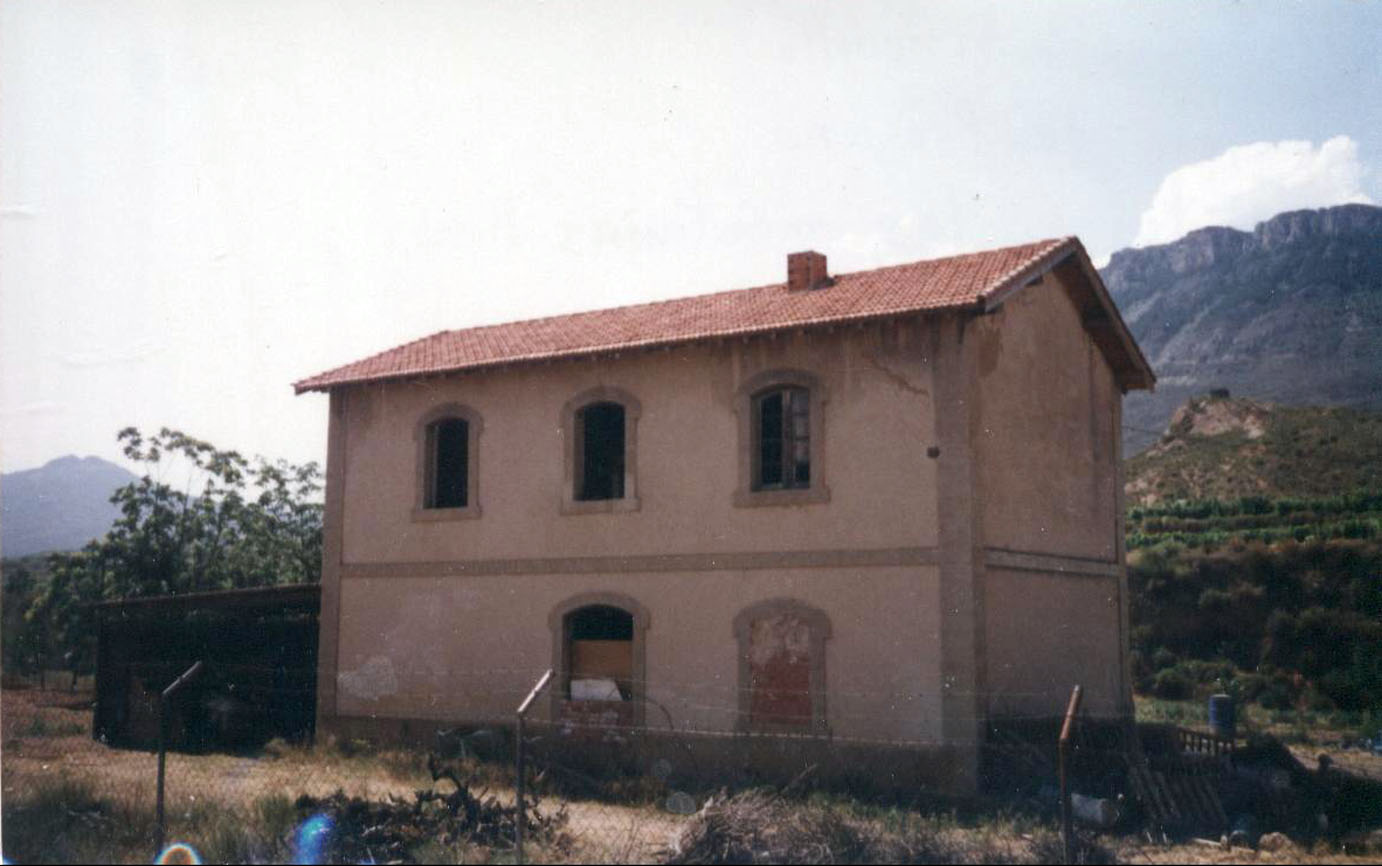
[1129, 537, 1382, 713]
[1150, 667, 1194, 700]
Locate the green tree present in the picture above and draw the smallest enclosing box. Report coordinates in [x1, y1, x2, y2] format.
[25, 427, 323, 676]
[2, 562, 41, 677]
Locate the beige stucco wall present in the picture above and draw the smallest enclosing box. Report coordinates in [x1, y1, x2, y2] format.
[334, 565, 943, 742]
[972, 270, 1121, 560]
[971, 271, 1130, 720]
[317, 266, 1136, 754]
[338, 319, 938, 564]
[983, 569, 1124, 718]
[324, 317, 950, 743]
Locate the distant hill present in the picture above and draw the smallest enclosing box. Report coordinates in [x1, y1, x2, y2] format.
[1101, 204, 1382, 455]
[1, 456, 138, 558]
[1125, 393, 1382, 506]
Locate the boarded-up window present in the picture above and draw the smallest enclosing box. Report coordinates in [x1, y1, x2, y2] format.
[426, 418, 469, 509]
[747, 612, 814, 727]
[735, 599, 829, 733]
[567, 605, 633, 701]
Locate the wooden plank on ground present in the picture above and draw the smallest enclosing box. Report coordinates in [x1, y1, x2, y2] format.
[1153, 770, 1182, 821]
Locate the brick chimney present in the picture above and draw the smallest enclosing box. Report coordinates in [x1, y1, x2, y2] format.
[787, 251, 830, 291]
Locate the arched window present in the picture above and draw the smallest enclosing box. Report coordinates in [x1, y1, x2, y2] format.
[734, 599, 831, 733]
[414, 404, 482, 519]
[566, 605, 633, 700]
[734, 370, 829, 507]
[560, 387, 640, 514]
[549, 593, 650, 728]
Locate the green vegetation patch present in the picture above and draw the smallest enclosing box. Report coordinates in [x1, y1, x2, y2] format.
[1128, 538, 1382, 714]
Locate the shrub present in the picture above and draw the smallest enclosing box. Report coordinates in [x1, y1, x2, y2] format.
[1151, 667, 1194, 700]
[1150, 647, 1178, 671]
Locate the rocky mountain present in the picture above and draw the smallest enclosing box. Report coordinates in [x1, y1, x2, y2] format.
[1, 456, 138, 558]
[1124, 393, 1382, 506]
[1100, 204, 1382, 455]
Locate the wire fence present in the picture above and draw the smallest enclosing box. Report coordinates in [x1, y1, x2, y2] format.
[2, 666, 1270, 865]
[6, 675, 700, 863]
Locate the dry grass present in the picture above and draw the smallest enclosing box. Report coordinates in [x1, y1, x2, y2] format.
[1112, 838, 1378, 864]
[662, 784, 1116, 865]
[6, 689, 1381, 864]
[1, 688, 685, 863]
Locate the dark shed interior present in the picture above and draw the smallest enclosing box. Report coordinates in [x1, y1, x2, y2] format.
[93, 584, 319, 752]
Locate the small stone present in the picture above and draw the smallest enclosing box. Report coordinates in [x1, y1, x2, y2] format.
[1258, 832, 1294, 852]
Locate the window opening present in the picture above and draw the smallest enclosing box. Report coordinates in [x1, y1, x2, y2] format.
[754, 387, 810, 490]
[577, 402, 625, 501]
[566, 605, 633, 701]
[426, 418, 469, 509]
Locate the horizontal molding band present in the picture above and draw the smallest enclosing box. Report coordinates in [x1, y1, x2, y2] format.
[983, 547, 1121, 578]
[340, 546, 941, 579]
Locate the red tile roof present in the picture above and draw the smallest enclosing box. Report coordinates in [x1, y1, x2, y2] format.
[294, 236, 1147, 393]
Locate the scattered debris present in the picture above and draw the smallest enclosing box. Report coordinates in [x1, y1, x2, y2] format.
[1070, 793, 1122, 829]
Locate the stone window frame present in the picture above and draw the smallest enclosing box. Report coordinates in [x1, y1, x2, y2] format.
[733, 369, 830, 507]
[733, 597, 832, 735]
[412, 403, 483, 522]
[548, 591, 650, 728]
[559, 386, 641, 515]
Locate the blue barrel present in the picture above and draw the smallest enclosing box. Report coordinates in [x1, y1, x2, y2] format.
[1208, 693, 1236, 739]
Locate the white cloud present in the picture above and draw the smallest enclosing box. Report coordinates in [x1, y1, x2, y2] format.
[1133, 136, 1374, 247]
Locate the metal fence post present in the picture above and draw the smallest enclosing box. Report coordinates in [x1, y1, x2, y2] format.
[1058, 684, 1083, 865]
[514, 669, 552, 866]
[155, 660, 204, 857]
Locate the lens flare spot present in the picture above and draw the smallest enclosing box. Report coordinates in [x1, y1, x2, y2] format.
[293, 813, 334, 865]
[154, 842, 202, 865]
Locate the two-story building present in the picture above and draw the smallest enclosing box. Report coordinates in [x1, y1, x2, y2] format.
[293, 237, 1154, 791]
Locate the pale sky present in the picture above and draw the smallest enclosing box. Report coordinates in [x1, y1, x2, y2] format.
[2, 0, 1380, 474]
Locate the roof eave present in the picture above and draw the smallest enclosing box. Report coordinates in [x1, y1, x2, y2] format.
[979, 237, 1156, 393]
[1065, 241, 1157, 392]
[290, 302, 987, 395]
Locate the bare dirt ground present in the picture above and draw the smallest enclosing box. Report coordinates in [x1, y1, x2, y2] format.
[4, 688, 1380, 864]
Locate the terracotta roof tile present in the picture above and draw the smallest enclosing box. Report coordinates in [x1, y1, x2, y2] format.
[294, 237, 1078, 393]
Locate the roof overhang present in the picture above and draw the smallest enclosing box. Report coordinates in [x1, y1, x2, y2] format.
[292, 237, 1156, 394]
[980, 238, 1156, 392]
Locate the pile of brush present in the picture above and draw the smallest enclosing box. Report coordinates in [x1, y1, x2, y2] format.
[662, 771, 1114, 866]
[293, 778, 568, 863]
[663, 784, 869, 865]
